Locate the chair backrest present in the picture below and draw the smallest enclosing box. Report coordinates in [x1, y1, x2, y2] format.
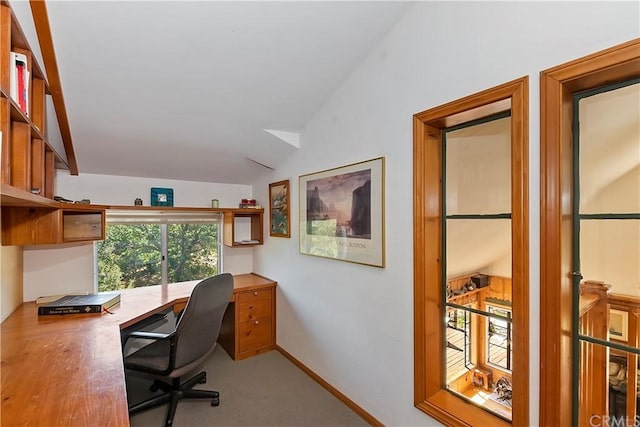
[173, 273, 233, 370]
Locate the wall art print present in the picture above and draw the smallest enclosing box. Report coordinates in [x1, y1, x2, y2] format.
[609, 309, 628, 342]
[269, 179, 290, 238]
[299, 157, 385, 267]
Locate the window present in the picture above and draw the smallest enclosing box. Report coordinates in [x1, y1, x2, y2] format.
[486, 305, 512, 371]
[413, 77, 529, 426]
[97, 210, 222, 291]
[442, 113, 514, 419]
[540, 39, 640, 426]
[573, 80, 639, 425]
[446, 306, 473, 382]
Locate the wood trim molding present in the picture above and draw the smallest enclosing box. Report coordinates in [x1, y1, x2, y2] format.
[540, 38, 640, 426]
[275, 345, 383, 427]
[413, 76, 529, 426]
[29, 0, 78, 175]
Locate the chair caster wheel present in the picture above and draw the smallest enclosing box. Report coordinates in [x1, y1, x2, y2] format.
[199, 374, 207, 384]
[211, 397, 220, 406]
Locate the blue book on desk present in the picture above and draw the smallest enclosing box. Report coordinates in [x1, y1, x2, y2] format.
[37, 292, 121, 315]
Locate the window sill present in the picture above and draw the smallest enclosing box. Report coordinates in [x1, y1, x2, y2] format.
[417, 390, 511, 427]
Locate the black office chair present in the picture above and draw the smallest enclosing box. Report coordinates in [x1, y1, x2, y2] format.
[124, 273, 233, 427]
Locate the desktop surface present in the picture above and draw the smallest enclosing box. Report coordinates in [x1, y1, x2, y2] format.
[0, 273, 276, 426]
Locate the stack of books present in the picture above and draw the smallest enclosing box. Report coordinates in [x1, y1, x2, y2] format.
[239, 199, 260, 208]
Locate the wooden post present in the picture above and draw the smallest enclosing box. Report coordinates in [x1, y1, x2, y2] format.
[579, 281, 611, 424]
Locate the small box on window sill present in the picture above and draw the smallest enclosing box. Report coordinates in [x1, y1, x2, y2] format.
[473, 368, 492, 391]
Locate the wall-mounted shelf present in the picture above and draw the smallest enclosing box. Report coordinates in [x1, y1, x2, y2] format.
[2, 203, 106, 246]
[0, 2, 85, 246]
[223, 208, 264, 247]
[107, 205, 224, 213]
[106, 205, 265, 247]
[1, 183, 58, 208]
[1, 3, 69, 202]
[447, 287, 486, 303]
[0, 191, 264, 246]
[1, 183, 107, 245]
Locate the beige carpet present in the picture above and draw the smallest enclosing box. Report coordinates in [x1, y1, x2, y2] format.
[126, 346, 370, 427]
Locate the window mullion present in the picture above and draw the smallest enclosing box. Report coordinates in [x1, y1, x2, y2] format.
[161, 223, 168, 285]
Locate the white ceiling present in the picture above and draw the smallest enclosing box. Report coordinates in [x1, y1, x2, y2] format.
[44, 1, 412, 184]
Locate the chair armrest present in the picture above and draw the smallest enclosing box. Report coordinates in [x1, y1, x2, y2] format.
[127, 331, 171, 340]
[122, 330, 174, 346]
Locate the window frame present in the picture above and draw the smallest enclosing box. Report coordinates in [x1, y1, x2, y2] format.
[446, 305, 474, 381]
[486, 304, 513, 372]
[540, 38, 640, 426]
[413, 76, 529, 426]
[96, 209, 223, 291]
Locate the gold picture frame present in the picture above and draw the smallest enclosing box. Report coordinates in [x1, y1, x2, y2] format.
[299, 157, 385, 267]
[269, 179, 290, 238]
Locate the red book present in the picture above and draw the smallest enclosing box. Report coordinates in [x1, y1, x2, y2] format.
[15, 59, 26, 113]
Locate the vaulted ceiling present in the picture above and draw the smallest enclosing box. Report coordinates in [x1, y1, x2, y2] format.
[35, 1, 412, 184]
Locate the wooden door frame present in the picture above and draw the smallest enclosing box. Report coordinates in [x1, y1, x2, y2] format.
[539, 38, 640, 426]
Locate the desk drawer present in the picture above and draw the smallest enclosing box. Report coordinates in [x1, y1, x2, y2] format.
[237, 289, 271, 304]
[238, 299, 271, 322]
[238, 317, 272, 353]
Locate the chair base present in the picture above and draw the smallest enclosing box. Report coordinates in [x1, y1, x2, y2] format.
[128, 371, 219, 427]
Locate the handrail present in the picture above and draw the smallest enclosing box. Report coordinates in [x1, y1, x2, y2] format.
[608, 293, 640, 309]
[579, 280, 611, 317]
[580, 293, 601, 318]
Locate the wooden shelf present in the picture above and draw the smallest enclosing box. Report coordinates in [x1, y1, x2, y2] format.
[1, 185, 107, 246]
[1, 183, 58, 208]
[1, 2, 62, 188]
[105, 205, 265, 248]
[106, 205, 263, 215]
[223, 208, 264, 247]
[2, 204, 106, 246]
[107, 205, 225, 212]
[0, 3, 84, 246]
[448, 287, 486, 303]
[0, 183, 108, 209]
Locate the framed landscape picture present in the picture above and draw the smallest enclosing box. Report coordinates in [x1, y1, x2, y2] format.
[269, 179, 290, 238]
[609, 309, 628, 342]
[299, 157, 385, 267]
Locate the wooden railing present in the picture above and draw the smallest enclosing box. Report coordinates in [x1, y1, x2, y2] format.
[608, 292, 640, 421]
[580, 281, 640, 423]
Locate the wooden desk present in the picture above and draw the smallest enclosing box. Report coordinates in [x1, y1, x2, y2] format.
[0, 273, 276, 426]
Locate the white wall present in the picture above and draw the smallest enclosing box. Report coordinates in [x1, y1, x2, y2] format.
[23, 172, 255, 301]
[0, 245, 23, 322]
[581, 166, 640, 296]
[53, 171, 251, 208]
[23, 243, 94, 302]
[252, 2, 640, 426]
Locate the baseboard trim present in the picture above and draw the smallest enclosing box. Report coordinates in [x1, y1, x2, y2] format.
[276, 345, 384, 427]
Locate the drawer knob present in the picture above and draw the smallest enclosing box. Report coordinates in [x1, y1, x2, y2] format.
[253, 291, 258, 296]
[254, 320, 259, 325]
